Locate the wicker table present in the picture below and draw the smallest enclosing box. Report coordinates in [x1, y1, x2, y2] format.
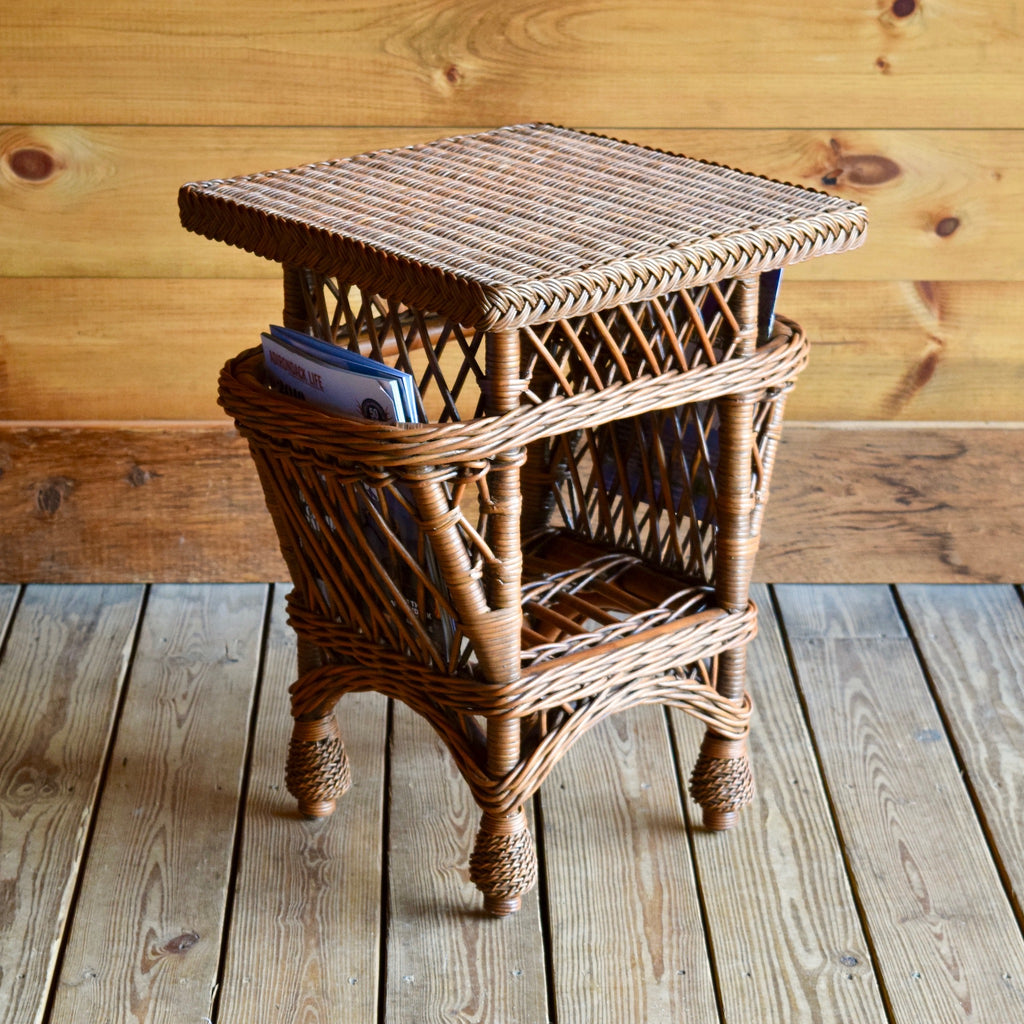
[180, 123, 867, 916]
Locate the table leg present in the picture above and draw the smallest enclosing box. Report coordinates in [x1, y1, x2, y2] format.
[690, 278, 759, 829]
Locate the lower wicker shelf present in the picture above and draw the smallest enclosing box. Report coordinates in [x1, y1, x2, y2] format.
[280, 527, 757, 911]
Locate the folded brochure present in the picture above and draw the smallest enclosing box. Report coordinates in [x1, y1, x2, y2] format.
[261, 324, 423, 424]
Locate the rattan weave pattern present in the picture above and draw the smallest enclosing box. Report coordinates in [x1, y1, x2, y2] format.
[219, 319, 809, 468]
[180, 123, 867, 329]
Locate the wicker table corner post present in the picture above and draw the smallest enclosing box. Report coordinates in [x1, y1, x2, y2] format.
[688, 274, 760, 830]
[467, 324, 535, 915]
[180, 124, 867, 917]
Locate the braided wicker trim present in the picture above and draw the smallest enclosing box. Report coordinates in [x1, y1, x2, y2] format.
[288, 597, 756, 721]
[466, 219, 862, 330]
[469, 809, 537, 912]
[221, 320, 808, 470]
[290, 656, 752, 820]
[493, 679, 752, 816]
[181, 123, 867, 329]
[517, 605, 757, 718]
[689, 735, 756, 814]
[285, 714, 351, 815]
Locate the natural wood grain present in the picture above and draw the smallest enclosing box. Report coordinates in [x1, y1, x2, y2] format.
[4, 279, 1024, 422]
[0, 585, 143, 1024]
[2, 0, 1022, 593]
[670, 585, 886, 1024]
[0, 278, 476, 422]
[216, 585, 388, 1023]
[775, 584, 1024, 1024]
[0, 279, 281, 421]
[3, 423, 1021, 584]
[4, 583, 1024, 1020]
[0, 585, 17, 639]
[3, 126, 1021, 283]
[896, 585, 1024, 926]
[386, 701, 548, 1024]
[48, 584, 267, 1024]
[759, 424, 1024, 584]
[0, 126, 443, 280]
[0, 425, 284, 583]
[781, 281, 1024, 422]
[773, 584, 910, 640]
[645, 129, 1024, 285]
[2, 2, 1020, 127]
[540, 705, 718, 1024]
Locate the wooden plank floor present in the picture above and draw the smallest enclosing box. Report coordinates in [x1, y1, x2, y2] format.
[2, 582, 1023, 1023]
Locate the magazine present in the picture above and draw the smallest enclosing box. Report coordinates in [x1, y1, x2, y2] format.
[758, 268, 783, 338]
[260, 324, 423, 423]
[698, 269, 783, 341]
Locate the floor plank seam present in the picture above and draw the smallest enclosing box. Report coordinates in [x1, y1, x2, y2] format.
[0, 584, 26, 664]
[209, 583, 275, 1024]
[531, 790, 560, 1024]
[5, 583, 1021, 1023]
[663, 705, 727, 1024]
[892, 584, 1024, 943]
[377, 696, 395, 1024]
[39, 583, 151, 1024]
[767, 584, 898, 1024]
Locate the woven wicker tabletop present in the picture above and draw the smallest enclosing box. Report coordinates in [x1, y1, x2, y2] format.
[180, 123, 867, 329]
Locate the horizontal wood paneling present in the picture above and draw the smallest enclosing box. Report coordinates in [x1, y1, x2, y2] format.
[4, 2, 1021, 582]
[1, 424, 1020, 583]
[2, 2, 1019, 128]
[0, 425, 281, 583]
[0, 278, 280, 420]
[4, 279, 1021, 422]
[3, 125, 1022, 282]
[765, 424, 1024, 583]
[0, 125, 444, 279]
[782, 281, 1024, 421]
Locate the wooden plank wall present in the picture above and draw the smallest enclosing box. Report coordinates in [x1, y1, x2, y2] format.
[2, 1, 1022, 582]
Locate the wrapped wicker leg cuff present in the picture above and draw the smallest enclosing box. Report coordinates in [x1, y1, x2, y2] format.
[689, 734, 755, 831]
[469, 809, 537, 916]
[285, 714, 351, 818]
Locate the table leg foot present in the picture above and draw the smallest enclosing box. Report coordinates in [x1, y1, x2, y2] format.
[469, 808, 536, 916]
[689, 733, 754, 831]
[285, 712, 351, 818]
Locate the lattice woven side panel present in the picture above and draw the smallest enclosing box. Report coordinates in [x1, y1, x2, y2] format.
[290, 271, 752, 415]
[249, 270, 796, 662]
[519, 279, 740, 402]
[290, 271, 489, 423]
[522, 378, 794, 585]
[248, 444, 511, 674]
